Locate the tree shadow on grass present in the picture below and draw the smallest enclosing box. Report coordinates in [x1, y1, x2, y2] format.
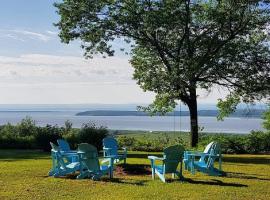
[223, 156, 270, 165]
[102, 177, 148, 186]
[184, 178, 248, 187]
[52, 172, 148, 186]
[0, 150, 49, 161]
[225, 171, 270, 181]
[115, 163, 152, 176]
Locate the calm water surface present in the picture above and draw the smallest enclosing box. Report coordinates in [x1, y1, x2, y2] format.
[0, 111, 263, 133]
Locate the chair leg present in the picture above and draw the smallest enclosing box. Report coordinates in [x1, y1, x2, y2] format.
[152, 167, 155, 180]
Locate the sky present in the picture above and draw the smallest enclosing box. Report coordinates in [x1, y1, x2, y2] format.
[0, 0, 229, 105]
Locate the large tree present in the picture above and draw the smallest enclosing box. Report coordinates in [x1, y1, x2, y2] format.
[55, 0, 270, 147]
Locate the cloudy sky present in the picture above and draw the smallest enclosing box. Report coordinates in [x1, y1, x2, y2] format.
[0, 0, 228, 104]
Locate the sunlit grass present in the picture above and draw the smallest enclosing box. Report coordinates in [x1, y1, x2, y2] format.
[0, 150, 270, 200]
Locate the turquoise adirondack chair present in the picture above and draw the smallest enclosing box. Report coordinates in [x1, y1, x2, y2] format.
[184, 141, 215, 171]
[57, 139, 78, 162]
[103, 137, 127, 164]
[148, 145, 185, 183]
[188, 142, 223, 176]
[48, 142, 80, 177]
[76, 143, 112, 180]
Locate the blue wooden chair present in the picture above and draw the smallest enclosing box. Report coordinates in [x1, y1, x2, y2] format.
[57, 139, 78, 162]
[184, 141, 215, 171]
[188, 142, 223, 176]
[76, 143, 112, 180]
[103, 137, 127, 164]
[148, 145, 185, 183]
[48, 142, 80, 177]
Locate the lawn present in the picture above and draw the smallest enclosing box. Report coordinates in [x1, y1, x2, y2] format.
[0, 150, 270, 200]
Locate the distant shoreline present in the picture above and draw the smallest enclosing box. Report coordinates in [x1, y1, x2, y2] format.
[76, 109, 265, 118]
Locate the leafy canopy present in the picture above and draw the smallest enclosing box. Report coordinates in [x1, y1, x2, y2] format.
[55, 0, 270, 113]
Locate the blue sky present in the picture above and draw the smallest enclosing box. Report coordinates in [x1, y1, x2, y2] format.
[0, 0, 229, 104]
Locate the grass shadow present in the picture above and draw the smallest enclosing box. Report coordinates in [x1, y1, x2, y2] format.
[127, 153, 162, 159]
[115, 163, 152, 176]
[0, 149, 49, 161]
[49, 173, 148, 186]
[102, 177, 148, 186]
[225, 171, 270, 181]
[184, 178, 248, 187]
[223, 156, 270, 165]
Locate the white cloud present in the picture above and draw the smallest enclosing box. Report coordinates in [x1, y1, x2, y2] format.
[0, 54, 134, 84]
[0, 29, 53, 42]
[0, 54, 152, 103]
[0, 53, 228, 104]
[46, 30, 58, 35]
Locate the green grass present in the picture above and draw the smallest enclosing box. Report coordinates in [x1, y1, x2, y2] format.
[0, 150, 270, 200]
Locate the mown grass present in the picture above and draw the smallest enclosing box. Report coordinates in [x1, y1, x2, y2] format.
[0, 150, 270, 200]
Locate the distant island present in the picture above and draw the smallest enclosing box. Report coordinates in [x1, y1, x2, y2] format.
[76, 109, 265, 118]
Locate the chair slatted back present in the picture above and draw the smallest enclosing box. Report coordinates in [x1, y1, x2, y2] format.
[57, 139, 71, 152]
[103, 137, 118, 156]
[206, 143, 221, 169]
[78, 143, 100, 173]
[50, 142, 67, 170]
[203, 141, 215, 153]
[163, 145, 185, 173]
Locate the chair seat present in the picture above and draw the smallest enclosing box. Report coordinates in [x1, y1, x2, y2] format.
[155, 165, 164, 174]
[100, 165, 109, 172]
[64, 162, 80, 170]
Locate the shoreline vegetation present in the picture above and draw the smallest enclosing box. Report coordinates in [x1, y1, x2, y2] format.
[76, 109, 265, 118]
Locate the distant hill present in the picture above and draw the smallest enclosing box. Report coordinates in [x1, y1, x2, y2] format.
[76, 109, 265, 118]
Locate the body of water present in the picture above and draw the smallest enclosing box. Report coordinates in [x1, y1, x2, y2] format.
[0, 111, 264, 133]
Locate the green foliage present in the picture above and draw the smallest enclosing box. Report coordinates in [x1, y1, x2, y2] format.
[217, 94, 241, 120]
[78, 123, 108, 151]
[63, 120, 73, 135]
[246, 131, 270, 153]
[116, 131, 270, 154]
[35, 125, 64, 152]
[55, 0, 270, 147]
[200, 131, 270, 154]
[63, 131, 80, 149]
[118, 133, 188, 152]
[0, 118, 109, 152]
[262, 105, 270, 131]
[17, 116, 37, 137]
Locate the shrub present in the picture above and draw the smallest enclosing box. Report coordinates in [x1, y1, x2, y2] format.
[117, 136, 136, 148]
[78, 123, 108, 151]
[63, 131, 80, 149]
[246, 131, 270, 153]
[262, 105, 270, 131]
[117, 133, 188, 152]
[35, 125, 63, 151]
[0, 123, 18, 138]
[17, 116, 37, 137]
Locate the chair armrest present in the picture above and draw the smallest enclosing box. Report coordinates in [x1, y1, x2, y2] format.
[185, 152, 209, 157]
[103, 147, 112, 151]
[148, 156, 165, 161]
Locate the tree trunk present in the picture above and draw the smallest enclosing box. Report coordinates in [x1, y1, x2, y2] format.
[187, 87, 199, 147]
